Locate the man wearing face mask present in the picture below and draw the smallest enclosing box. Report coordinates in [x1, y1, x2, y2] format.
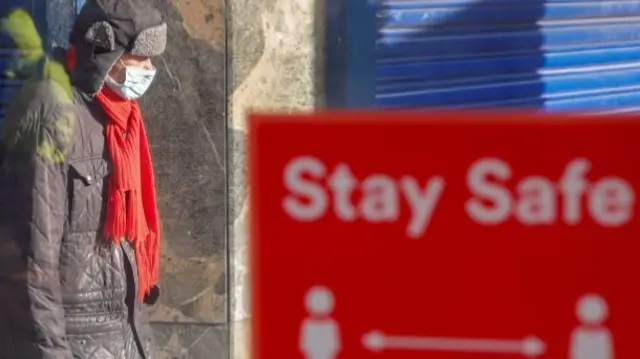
[0, 0, 164, 358]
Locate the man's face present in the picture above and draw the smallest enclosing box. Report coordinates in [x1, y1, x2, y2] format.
[108, 53, 153, 84]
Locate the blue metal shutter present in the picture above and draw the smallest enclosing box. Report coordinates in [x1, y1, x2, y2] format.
[0, 1, 46, 124]
[376, 0, 640, 112]
[76, 0, 85, 13]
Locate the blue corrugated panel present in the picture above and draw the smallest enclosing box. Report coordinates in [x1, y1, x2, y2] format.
[0, 50, 20, 129]
[325, 0, 377, 107]
[0, 43, 17, 129]
[376, 0, 640, 112]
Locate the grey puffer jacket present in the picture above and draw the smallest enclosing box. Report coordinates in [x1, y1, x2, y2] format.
[0, 61, 157, 359]
[0, 1, 166, 358]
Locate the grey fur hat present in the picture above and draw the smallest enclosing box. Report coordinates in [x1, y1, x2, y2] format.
[69, 0, 166, 94]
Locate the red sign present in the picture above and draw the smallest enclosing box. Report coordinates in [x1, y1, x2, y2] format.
[249, 111, 640, 359]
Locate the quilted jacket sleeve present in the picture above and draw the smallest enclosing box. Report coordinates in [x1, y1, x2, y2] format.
[2, 78, 75, 359]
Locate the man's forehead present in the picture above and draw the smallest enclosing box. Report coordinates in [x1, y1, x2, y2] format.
[121, 53, 151, 62]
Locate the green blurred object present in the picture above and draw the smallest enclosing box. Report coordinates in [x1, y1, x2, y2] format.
[0, 7, 75, 163]
[1, 8, 44, 80]
[0, 8, 44, 60]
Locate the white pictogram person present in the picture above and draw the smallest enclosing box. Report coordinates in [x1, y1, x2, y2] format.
[569, 294, 614, 359]
[299, 286, 341, 359]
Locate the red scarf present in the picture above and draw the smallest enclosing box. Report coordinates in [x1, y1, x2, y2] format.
[66, 46, 161, 300]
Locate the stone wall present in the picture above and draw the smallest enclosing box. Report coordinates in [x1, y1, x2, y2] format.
[227, 0, 322, 358]
[141, 0, 228, 358]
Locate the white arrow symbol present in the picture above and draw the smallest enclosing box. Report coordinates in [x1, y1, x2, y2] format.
[362, 330, 546, 358]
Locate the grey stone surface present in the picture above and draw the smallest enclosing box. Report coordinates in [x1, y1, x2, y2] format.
[227, 1, 322, 359]
[227, 128, 248, 324]
[228, 129, 247, 223]
[140, 0, 227, 325]
[227, 0, 320, 320]
[228, 0, 318, 130]
[153, 323, 228, 359]
[230, 319, 251, 359]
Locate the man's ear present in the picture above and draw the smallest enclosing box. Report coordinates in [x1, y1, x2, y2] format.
[84, 21, 116, 51]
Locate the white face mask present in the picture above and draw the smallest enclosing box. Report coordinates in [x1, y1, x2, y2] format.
[106, 60, 156, 100]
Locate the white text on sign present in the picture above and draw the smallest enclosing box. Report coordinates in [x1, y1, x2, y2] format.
[282, 156, 635, 238]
